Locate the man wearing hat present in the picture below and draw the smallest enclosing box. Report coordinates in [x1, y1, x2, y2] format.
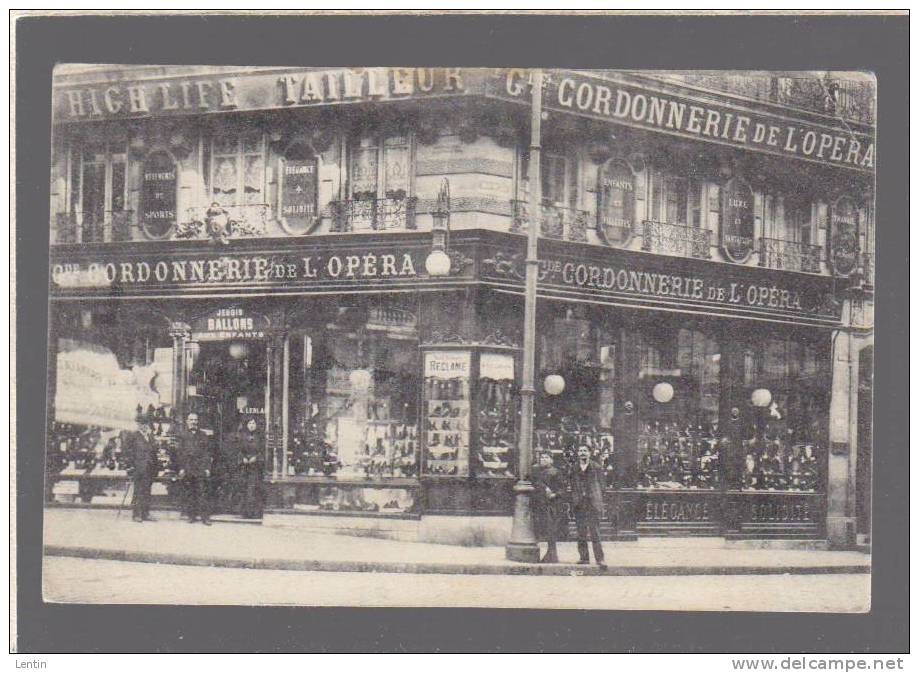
[531, 450, 565, 563]
[125, 412, 159, 522]
[175, 412, 214, 525]
[570, 443, 607, 568]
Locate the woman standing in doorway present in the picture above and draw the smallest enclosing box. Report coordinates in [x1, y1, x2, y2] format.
[236, 417, 265, 519]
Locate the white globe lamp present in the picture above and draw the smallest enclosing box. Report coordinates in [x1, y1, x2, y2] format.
[544, 374, 566, 396]
[653, 381, 674, 404]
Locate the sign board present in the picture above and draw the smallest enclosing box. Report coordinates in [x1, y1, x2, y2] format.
[191, 307, 269, 341]
[597, 159, 636, 246]
[141, 151, 178, 238]
[424, 351, 471, 379]
[278, 155, 320, 234]
[480, 353, 515, 381]
[720, 177, 756, 263]
[828, 196, 860, 278]
[493, 69, 875, 174]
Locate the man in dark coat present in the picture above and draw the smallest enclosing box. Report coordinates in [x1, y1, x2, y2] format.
[531, 451, 565, 563]
[175, 412, 213, 525]
[126, 413, 158, 522]
[570, 444, 606, 567]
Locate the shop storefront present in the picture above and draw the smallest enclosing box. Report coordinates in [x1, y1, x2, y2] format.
[46, 66, 874, 543]
[47, 228, 840, 538]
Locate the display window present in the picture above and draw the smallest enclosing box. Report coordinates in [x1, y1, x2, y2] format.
[286, 298, 421, 481]
[634, 325, 722, 490]
[738, 333, 829, 493]
[47, 306, 175, 501]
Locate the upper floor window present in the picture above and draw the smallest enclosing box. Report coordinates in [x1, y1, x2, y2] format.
[69, 134, 128, 240]
[349, 133, 411, 201]
[649, 168, 702, 227]
[762, 193, 814, 244]
[207, 131, 266, 208]
[541, 153, 571, 207]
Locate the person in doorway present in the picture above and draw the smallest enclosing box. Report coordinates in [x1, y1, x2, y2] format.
[531, 451, 565, 563]
[175, 412, 213, 525]
[236, 416, 265, 519]
[126, 412, 158, 522]
[569, 443, 606, 568]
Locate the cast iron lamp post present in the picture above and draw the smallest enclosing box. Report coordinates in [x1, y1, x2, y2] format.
[425, 179, 452, 277]
[506, 69, 544, 562]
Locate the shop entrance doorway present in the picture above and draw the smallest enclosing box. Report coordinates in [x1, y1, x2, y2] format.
[186, 339, 268, 514]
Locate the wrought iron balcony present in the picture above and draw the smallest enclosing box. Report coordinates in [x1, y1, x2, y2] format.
[330, 196, 418, 232]
[510, 200, 590, 243]
[53, 210, 135, 244]
[758, 237, 823, 274]
[639, 220, 712, 259]
[174, 204, 272, 241]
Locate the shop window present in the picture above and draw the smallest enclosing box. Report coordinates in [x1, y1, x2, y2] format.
[533, 308, 615, 484]
[209, 130, 266, 208]
[635, 327, 722, 490]
[739, 335, 828, 492]
[287, 299, 421, 495]
[476, 353, 517, 478]
[47, 307, 175, 503]
[68, 135, 128, 241]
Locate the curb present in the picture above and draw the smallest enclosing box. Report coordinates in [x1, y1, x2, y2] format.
[44, 545, 872, 577]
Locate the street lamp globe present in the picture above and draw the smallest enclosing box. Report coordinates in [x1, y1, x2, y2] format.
[544, 374, 566, 396]
[751, 388, 772, 407]
[653, 381, 675, 403]
[425, 249, 452, 277]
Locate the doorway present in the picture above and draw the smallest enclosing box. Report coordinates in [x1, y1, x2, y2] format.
[186, 339, 268, 514]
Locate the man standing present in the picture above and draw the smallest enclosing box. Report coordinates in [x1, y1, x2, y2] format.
[570, 443, 606, 568]
[175, 412, 213, 525]
[126, 412, 158, 522]
[531, 451, 565, 563]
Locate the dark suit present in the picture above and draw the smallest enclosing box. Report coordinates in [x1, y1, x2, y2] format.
[531, 462, 565, 561]
[570, 459, 606, 563]
[126, 430, 158, 520]
[176, 429, 214, 522]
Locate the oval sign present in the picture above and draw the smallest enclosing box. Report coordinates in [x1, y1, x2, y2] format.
[596, 159, 635, 247]
[720, 177, 755, 263]
[829, 196, 860, 277]
[279, 145, 320, 235]
[141, 150, 178, 239]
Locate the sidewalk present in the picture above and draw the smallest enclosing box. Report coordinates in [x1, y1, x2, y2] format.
[43, 508, 871, 577]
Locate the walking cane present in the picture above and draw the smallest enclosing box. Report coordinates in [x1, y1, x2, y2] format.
[116, 479, 134, 519]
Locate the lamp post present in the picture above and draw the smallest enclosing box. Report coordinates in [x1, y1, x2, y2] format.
[425, 179, 452, 277]
[506, 69, 543, 562]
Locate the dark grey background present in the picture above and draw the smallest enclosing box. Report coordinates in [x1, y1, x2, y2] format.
[15, 12, 908, 653]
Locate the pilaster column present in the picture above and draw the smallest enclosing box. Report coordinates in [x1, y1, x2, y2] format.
[827, 316, 855, 547]
[168, 322, 191, 421]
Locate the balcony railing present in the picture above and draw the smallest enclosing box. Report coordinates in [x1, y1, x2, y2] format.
[53, 210, 135, 244]
[510, 200, 590, 243]
[640, 220, 711, 259]
[330, 196, 418, 232]
[174, 204, 271, 240]
[759, 237, 823, 274]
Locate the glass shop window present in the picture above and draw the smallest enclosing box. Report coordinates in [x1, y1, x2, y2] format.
[209, 131, 266, 208]
[47, 306, 175, 503]
[635, 326, 722, 490]
[69, 134, 128, 239]
[286, 299, 421, 488]
[739, 335, 829, 493]
[533, 308, 615, 484]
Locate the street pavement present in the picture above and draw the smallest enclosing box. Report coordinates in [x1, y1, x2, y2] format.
[43, 556, 871, 611]
[44, 509, 871, 577]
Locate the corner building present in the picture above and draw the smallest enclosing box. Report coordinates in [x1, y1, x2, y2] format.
[46, 67, 875, 546]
